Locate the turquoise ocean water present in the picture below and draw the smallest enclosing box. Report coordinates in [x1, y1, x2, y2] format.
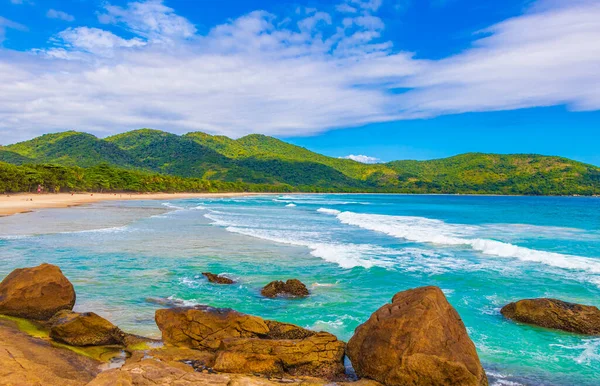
[0, 194, 599, 385]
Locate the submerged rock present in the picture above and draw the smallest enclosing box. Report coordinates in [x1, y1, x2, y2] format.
[155, 306, 345, 379]
[347, 286, 488, 386]
[501, 298, 600, 335]
[202, 272, 235, 285]
[261, 279, 309, 298]
[0, 263, 76, 320]
[49, 310, 126, 346]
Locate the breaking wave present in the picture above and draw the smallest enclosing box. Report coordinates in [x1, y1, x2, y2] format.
[317, 208, 341, 215]
[320, 210, 600, 274]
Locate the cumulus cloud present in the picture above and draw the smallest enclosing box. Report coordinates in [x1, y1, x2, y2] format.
[341, 155, 381, 163]
[0, 0, 599, 144]
[46, 9, 75, 22]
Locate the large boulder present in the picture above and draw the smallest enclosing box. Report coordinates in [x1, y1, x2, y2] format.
[501, 298, 600, 335]
[202, 272, 235, 285]
[261, 279, 309, 298]
[0, 263, 76, 320]
[155, 306, 345, 379]
[347, 286, 488, 386]
[49, 310, 126, 346]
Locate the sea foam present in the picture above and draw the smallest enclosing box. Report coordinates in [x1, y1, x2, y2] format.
[326, 210, 600, 274]
[317, 208, 341, 215]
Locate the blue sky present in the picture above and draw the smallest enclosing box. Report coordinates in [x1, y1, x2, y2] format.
[1, 0, 599, 165]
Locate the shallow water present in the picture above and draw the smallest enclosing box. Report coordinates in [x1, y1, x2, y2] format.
[1, 194, 599, 385]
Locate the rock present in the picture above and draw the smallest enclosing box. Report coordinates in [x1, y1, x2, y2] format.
[155, 306, 270, 350]
[0, 317, 100, 386]
[87, 356, 371, 386]
[49, 310, 126, 346]
[202, 272, 235, 285]
[213, 352, 284, 375]
[501, 298, 600, 335]
[155, 306, 345, 379]
[261, 279, 309, 298]
[0, 263, 76, 320]
[86, 354, 232, 386]
[217, 331, 345, 379]
[347, 286, 488, 386]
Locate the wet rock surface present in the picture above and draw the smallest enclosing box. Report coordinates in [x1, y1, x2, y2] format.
[202, 272, 235, 284]
[261, 279, 309, 298]
[501, 298, 600, 335]
[49, 310, 126, 346]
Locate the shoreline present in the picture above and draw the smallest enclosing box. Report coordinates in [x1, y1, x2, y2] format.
[0, 192, 272, 217]
[2, 191, 597, 218]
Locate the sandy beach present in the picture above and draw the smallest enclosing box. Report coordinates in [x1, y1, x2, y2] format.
[0, 192, 264, 217]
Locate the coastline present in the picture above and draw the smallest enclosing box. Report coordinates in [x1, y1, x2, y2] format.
[0, 192, 271, 217]
[2, 191, 596, 217]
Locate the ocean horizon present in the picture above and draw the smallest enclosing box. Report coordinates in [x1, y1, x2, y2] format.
[1, 194, 599, 385]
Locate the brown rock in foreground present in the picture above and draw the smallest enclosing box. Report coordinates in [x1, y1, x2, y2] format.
[501, 298, 600, 335]
[87, 351, 382, 386]
[347, 286, 488, 386]
[50, 310, 126, 346]
[155, 305, 345, 379]
[202, 272, 235, 284]
[261, 279, 309, 298]
[0, 263, 76, 320]
[0, 317, 100, 386]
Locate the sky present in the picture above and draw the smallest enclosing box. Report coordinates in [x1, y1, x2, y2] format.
[1, 0, 599, 165]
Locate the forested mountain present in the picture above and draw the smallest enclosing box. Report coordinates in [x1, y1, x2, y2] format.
[1, 129, 599, 195]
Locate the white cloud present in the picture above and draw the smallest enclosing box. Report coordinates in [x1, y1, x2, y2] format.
[336, 4, 358, 13]
[396, 0, 600, 115]
[47, 27, 145, 57]
[47, 9, 75, 22]
[0, 0, 599, 144]
[0, 16, 27, 43]
[99, 0, 196, 42]
[341, 154, 381, 163]
[349, 0, 383, 12]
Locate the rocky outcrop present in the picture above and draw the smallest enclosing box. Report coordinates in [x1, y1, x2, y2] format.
[0, 263, 76, 320]
[155, 306, 345, 379]
[87, 351, 381, 386]
[347, 286, 488, 386]
[49, 310, 126, 346]
[202, 272, 235, 285]
[261, 279, 309, 298]
[0, 317, 100, 386]
[501, 298, 600, 335]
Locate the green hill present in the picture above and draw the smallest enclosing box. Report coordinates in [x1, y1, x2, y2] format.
[2, 129, 599, 195]
[387, 153, 600, 195]
[105, 129, 235, 178]
[186, 132, 398, 182]
[4, 131, 138, 168]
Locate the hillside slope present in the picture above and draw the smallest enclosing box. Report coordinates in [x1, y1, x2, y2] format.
[3, 130, 599, 195]
[387, 153, 600, 195]
[186, 132, 399, 183]
[3, 131, 139, 168]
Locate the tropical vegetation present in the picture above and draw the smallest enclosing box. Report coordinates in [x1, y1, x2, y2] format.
[1, 129, 598, 195]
